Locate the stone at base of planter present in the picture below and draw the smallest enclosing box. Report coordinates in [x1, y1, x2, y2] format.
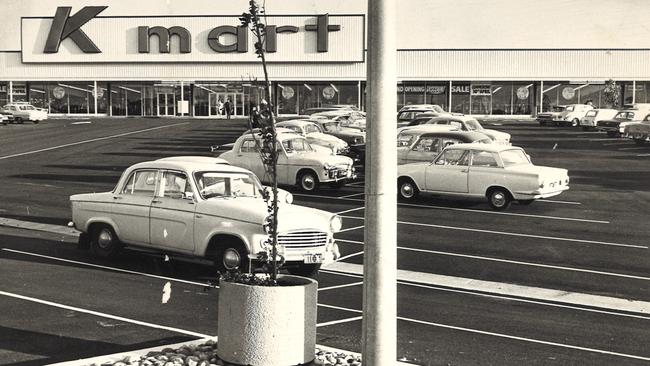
[217, 274, 318, 366]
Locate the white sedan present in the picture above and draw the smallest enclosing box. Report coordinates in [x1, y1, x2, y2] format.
[407, 116, 511, 145]
[397, 143, 569, 210]
[70, 158, 341, 277]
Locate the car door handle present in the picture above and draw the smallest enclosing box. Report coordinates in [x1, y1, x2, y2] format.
[152, 200, 162, 204]
[113, 196, 122, 200]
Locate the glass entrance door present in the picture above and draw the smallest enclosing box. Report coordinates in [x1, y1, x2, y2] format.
[157, 93, 175, 116]
[208, 92, 244, 117]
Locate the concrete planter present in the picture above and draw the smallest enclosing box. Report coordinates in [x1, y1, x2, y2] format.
[217, 275, 318, 366]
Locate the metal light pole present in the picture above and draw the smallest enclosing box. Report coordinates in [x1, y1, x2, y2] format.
[362, 0, 397, 364]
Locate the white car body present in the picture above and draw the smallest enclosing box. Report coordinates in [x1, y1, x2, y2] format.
[579, 109, 619, 129]
[2, 103, 48, 122]
[70, 160, 341, 273]
[276, 120, 349, 154]
[597, 104, 650, 136]
[397, 143, 569, 210]
[411, 116, 511, 145]
[220, 131, 356, 191]
[538, 104, 593, 126]
[623, 114, 650, 144]
[397, 130, 492, 165]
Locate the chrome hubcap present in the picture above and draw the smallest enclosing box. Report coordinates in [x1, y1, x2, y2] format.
[302, 175, 315, 190]
[492, 192, 506, 207]
[223, 248, 241, 270]
[400, 183, 413, 198]
[97, 229, 113, 249]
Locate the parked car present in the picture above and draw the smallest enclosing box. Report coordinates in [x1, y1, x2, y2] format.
[0, 113, 9, 125]
[303, 106, 354, 115]
[623, 114, 650, 144]
[397, 143, 569, 210]
[312, 119, 366, 166]
[397, 111, 454, 128]
[397, 107, 451, 127]
[579, 108, 619, 130]
[70, 159, 341, 276]
[407, 115, 511, 145]
[398, 104, 446, 113]
[276, 119, 350, 155]
[312, 110, 367, 131]
[220, 131, 356, 192]
[537, 104, 593, 127]
[397, 129, 492, 164]
[597, 104, 650, 137]
[1, 102, 48, 124]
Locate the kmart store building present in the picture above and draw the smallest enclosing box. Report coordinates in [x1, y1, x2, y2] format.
[1, 0, 650, 118]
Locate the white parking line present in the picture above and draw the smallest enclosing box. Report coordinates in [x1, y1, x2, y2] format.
[295, 194, 606, 224]
[0, 290, 212, 338]
[619, 146, 650, 151]
[317, 316, 363, 328]
[537, 199, 581, 205]
[589, 138, 621, 141]
[318, 281, 364, 292]
[398, 316, 650, 362]
[339, 225, 365, 233]
[0, 123, 189, 161]
[335, 206, 365, 215]
[2, 248, 218, 288]
[335, 251, 364, 262]
[347, 181, 365, 186]
[637, 153, 650, 157]
[603, 142, 632, 146]
[339, 216, 643, 249]
[338, 192, 365, 199]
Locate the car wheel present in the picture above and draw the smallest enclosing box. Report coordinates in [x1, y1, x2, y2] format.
[571, 118, 580, 127]
[606, 131, 619, 138]
[216, 244, 250, 273]
[518, 199, 535, 205]
[287, 263, 321, 278]
[89, 225, 122, 258]
[298, 171, 319, 192]
[15, 117, 23, 124]
[398, 178, 419, 200]
[487, 187, 512, 211]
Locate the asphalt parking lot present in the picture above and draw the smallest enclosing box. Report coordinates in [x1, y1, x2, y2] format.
[1, 117, 650, 365]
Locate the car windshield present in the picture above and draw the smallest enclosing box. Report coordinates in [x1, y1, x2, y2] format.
[615, 111, 635, 120]
[282, 137, 313, 152]
[398, 111, 421, 121]
[585, 110, 597, 117]
[565, 106, 575, 112]
[304, 123, 321, 134]
[465, 119, 483, 131]
[552, 106, 566, 112]
[500, 149, 531, 167]
[194, 171, 261, 199]
[397, 132, 417, 147]
[322, 121, 342, 132]
[281, 125, 302, 134]
[19, 105, 35, 110]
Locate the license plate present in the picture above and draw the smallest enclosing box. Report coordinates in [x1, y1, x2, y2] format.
[304, 253, 323, 264]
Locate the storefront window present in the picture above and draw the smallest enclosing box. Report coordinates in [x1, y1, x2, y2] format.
[451, 82, 470, 114]
[277, 83, 299, 114]
[470, 84, 492, 114]
[403, 82, 426, 107]
[28, 82, 49, 110]
[425, 83, 448, 111]
[490, 83, 513, 115]
[11, 82, 28, 103]
[0, 82, 8, 106]
[110, 83, 146, 116]
[511, 82, 534, 115]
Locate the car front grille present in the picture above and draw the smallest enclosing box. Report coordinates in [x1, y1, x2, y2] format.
[278, 230, 328, 249]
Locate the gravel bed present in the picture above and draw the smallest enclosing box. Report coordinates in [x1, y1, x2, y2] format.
[88, 340, 363, 366]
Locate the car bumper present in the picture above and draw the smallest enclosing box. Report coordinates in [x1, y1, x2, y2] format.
[513, 186, 569, 200]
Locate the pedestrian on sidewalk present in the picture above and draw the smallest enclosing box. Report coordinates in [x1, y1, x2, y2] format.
[224, 98, 232, 119]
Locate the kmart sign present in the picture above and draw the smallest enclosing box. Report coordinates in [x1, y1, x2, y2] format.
[22, 6, 364, 63]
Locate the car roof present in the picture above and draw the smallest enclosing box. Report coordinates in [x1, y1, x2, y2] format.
[156, 156, 230, 165]
[404, 130, 489, 141]
[276, 119, 318, 127]
[131, 159, 250, 174]
[427, 115, 477, 122]
[445, 143, 522, 152]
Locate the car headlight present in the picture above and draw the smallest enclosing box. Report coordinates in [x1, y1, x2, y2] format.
[330, 215, 342, 233]
[324, 163, 334, 170]
[285, 192, 293, 204]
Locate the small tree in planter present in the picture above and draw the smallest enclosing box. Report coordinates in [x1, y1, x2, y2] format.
[603, 79, 620, 109]
[216, 2, 319, 365]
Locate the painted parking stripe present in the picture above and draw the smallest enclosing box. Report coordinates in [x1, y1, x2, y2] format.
[318, 281, 364, 292]
[619, 146, 650, 151]
[0, 122, 189, 160]
[338, 192, 365, 199]
[399, 316, 650, 361]
[335, 206, 365, 215]
[339, 225, 364, 233]
[637, 153, 650, 157]
[339, 216, 642, 249]
[335, 251, 364, 262]
[322, 263, 650, 315]
[603, 142, 632, 146]
[2, 248, 218, 288]
[317, 316, 363, 328]
[295, 194, 607, 224]
[537, 199, 581, 205]
[0, 290, 211, 338]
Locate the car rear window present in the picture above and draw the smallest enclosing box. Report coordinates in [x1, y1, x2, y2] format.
[500, 149, 530, 167]
[585, 110, 597, 117]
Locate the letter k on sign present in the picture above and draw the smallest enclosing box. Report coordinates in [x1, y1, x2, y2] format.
[44, 6, 107, 53]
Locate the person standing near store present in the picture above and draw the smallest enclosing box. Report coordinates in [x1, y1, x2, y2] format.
[224, 98, 232, 119]
[217, 99, 224, 116]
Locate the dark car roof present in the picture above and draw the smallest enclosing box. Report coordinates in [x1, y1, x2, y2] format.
[410, 130, 488, 142]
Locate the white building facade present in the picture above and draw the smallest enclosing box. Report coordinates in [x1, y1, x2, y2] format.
[1, 0, 650, 117]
